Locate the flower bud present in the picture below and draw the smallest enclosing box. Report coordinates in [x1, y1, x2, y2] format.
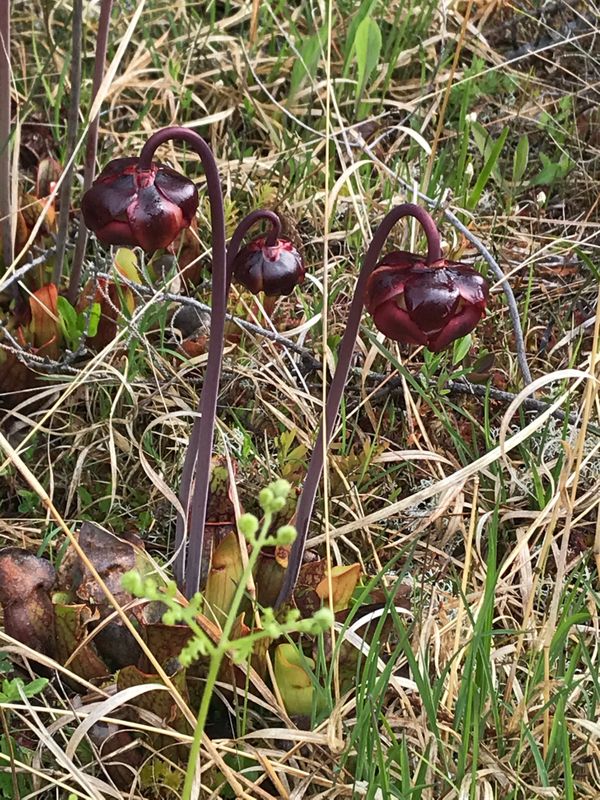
[238, 513, 259, 540]
[271, 478, 292, 499]
[259, 487, 274, 511]
[276, 525, 297, 546]
[311, 607, 334, 632]
[232, 236, 305, 296]
[270, 497, 286, 513]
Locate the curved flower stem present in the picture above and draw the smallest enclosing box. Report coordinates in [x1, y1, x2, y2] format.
[275, 203, 441, 607]
[169, 190, 279, 593]
[174, 207, 279, 593]
[226, 208, 281, 282]
[140, 127, 227, 599]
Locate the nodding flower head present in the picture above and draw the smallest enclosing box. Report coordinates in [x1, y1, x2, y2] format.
[81, 157, 198, 252]
[232, 237, 305, 297]
[365, 251, 489, 353]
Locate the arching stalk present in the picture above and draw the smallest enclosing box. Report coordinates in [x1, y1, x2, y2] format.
[166, 173, 280, 595]
[275, 203, 442, 607]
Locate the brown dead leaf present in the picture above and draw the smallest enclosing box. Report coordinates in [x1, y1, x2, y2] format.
[0, 349, 35, 408]
[64, 521, 145, 613]
[139, 607, 193, 675]
[35, 157, 62, 199]
[56, 522, 150, 669]
[29, 284, 62, 359]
[117, 664, 189, 730]
[0, 548, 56, 657]
[53, 602, 109, 681]
[88, 722, 144, 790]
[315, 564, 361, 612]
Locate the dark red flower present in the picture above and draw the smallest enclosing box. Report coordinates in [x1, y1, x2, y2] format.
[232, 237, 305, 296]
[365, 251, 489, 352]
[81, 157, 198, 252]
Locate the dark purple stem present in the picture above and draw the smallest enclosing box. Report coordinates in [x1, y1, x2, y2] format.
[274, 203, 442, 607]
[173, 207, 281, 591]
[0, 0, 14, 297]
[67, 0, 113, 304]
[52, 0, 83, 286]
[137, 128, 226, 599]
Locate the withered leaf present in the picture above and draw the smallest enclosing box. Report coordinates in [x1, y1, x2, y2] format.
[88, 722, 144, 789]
[293, 585, 322, 619]
[315, 564, 361, 612]
[63, 521, 146, 614]
[297, 558, 327, 589]
[117, 665, 189, 730]
[93, 621, 143, 671]
[0, 548, 56, 657]
[53, 602, 109, 681]
[29, 284, 62, 359]
[35, 156, 62, 199]
[139, 617, 193, 674]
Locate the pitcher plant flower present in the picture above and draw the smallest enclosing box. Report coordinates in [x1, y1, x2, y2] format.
[365, 251, 488, 352]
[81, 156, 198, 252]
[232, 235, 304, 297]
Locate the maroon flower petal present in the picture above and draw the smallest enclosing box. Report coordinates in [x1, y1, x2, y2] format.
[236, 251, 265, 294]
[95, 220, 138, 247]
[154, 166, 199, 224]
[262, 247, 304, 296]
[403, 268, 460, 334]
[427, 303, 483, 352]
[376, 250, 423, 270]
[82, 158, 197, 252]
[81, 177, 135, 232]
[366, 255, 489, 352]
[452, 267, 489, 306]
[365, 266, 409, 314]
[127, 185, 186, 251]
[95, 157, 139, 180]
[372, 299, 429, 345]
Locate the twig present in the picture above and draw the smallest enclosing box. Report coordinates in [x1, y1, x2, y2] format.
[0, 334, 82, 375]
[52, 0, 83, 286]
[0, 245, 58, 294]
[367, 372, 596, 433]
[504, 13, 597, 60]
[2, 281, 593, 434]
[96, 271, 593, 433]
[350, 132, 533, 386]
[95, 271, 322, 368]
